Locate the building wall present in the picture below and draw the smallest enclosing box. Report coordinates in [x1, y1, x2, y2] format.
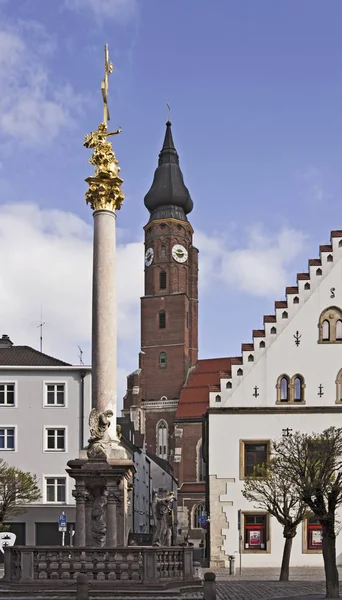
[208, 411, 342, 567]
[0, 366, 91, 544]
[132, 452, 151, 534]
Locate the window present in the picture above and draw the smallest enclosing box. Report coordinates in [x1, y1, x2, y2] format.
[215, 394, 221, 402]
[241, 441, 269, 478]
[45, 383, 65, 406]
[322, 320, 330, 340]
[237, 368, 243, 376]
[196, 440, 205, 482]
[304, 283, 310, 290]
[161, 245, 166, 258]
[159, 271, 167, 290]
[282, 311, 288, 319]
[0, 428, 15, 450]
[193, 503, 205, 529]
[45, 428, 66, 451]
[339, 240, 342, 248]
[270, 327, 277, 334]
[337, 321, 342, 340]
[226, 381, 232, 389]
[259, 341, 265, 348]
[335, 369, 342, 403]
[159, 352, 167, 368]
[157, 420, 168, 459]
[319, 307, 342, 343]
[159, 311, 166, 329]
[0, 384, 15, 406]
[293, 375, 304, 402]
[327, 254, 333, 262]
[276, 375, 289, 403]
[307, 516, 322, 550]
[316, 268, 322, 275]
[243, 513, 268, 551]
[45, 477, 66, 503]
[248, 354, 254, 362]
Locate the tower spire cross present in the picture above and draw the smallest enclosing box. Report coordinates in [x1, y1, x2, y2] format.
[101, 43, 114, 126]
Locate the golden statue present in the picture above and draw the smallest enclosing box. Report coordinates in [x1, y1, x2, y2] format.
[84, 44, 124, 212]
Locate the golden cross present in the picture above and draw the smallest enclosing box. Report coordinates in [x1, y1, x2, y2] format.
[101, 43, 114, 126]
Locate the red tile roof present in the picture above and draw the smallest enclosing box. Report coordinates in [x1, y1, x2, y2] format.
[176, 357, 232, 419]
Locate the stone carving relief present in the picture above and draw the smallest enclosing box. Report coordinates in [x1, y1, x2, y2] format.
[91, 493, 107, 547]
[87, 408, 113, 459]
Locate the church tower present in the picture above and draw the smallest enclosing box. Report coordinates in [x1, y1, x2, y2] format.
[123, 121, 198, 461]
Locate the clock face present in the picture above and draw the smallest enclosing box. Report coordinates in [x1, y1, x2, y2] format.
[145, 247, 154, 267]
[172, 244, 188, 263]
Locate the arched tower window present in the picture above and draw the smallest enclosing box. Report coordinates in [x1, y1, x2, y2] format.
[156, 420, 168, 459]
[292, 374, 305, 403]
[319, 307, 342, 343]
[161, 245, 166, 258]
[277, 375, 290, 403]
[159, 311, 166, 329]
[159, 271, 167, 290]
[192, 503, 205, 529]
[196, 439, 205, 482]
[159, 352, 167, 368]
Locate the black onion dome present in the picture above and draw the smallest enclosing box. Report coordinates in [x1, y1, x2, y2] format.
[144, 121, 193, 221]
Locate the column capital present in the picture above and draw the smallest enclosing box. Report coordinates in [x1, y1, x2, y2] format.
[106, 488, 121, 503]
[72, 489, 89, 504]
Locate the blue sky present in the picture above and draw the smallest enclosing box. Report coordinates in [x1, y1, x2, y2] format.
[1, 0, 342, 404]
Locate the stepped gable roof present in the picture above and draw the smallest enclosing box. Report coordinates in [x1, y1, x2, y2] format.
[0, 345, 70, 367]
[176, 357, 232, 419]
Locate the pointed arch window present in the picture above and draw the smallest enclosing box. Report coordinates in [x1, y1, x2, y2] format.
[157, 420, 168, 459]
[319, 307, 342, 343]
[159, 352, 167, 368]
[159, 311, 166, 329]
[192, 503, 205, 529]
[337, 321, 342, 341]
[292, 375, 305, 403]
[278, 376, 289, 402]
[159, 271, 167, 290]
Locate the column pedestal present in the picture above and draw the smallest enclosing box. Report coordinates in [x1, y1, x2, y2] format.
[67, 458, 133, 547]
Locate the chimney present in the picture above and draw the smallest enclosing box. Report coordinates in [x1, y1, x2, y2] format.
[0, 335, 13, 348]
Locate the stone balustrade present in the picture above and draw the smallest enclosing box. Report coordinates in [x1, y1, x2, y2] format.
[4, 546, 195, 583]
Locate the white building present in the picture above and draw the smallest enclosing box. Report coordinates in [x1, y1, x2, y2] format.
[0, 334, 91, 548]
[205, 230, 342, 567]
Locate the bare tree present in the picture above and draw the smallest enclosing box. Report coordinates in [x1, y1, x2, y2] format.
[0, 460, 41, 529]
[242, 457, 307, 581]
[274, 427, 342, 599]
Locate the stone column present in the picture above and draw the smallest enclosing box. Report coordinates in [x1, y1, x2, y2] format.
[73, 487, 87, 547]
[106, 488, 118, 547]
[92, 209, 117, 441]
[85, 493, 93, 546]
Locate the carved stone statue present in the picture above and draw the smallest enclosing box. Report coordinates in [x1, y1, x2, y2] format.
[91, 494, 107, 547]
[87, 408, 113, 459]
[152, 491, 175, 547]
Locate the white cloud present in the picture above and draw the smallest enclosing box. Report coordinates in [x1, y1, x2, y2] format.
[0, 23, 82, 146]
[300, 166, 327, 205]
[65, 0, 138, 20]
[0, 203, 143, 388]
[195, 225, 307, 297]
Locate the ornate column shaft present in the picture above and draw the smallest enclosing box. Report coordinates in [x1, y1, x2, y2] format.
[92, 208, 117, 440]
[72, 487, 87, 547]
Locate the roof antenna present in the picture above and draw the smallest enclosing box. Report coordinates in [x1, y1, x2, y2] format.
[37, 304, 46, 353]
[78, 346, 84, 366]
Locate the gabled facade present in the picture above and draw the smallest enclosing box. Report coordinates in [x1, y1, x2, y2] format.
[205, 231, 342, 567]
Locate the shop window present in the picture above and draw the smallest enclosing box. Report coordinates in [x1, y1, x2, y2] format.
[240, 441, 269, 478]
[243, 513, 268, 551]
[319, 307, 342, 343]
